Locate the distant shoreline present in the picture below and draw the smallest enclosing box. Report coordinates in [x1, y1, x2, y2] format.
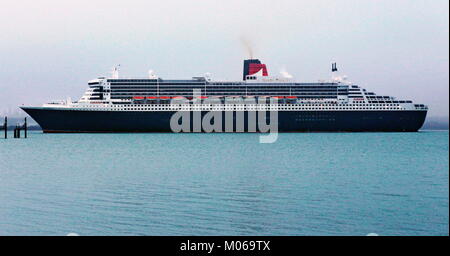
[5, 125, 42, 131]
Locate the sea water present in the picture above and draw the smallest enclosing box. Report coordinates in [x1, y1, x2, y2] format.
[0, 131, 448, 235]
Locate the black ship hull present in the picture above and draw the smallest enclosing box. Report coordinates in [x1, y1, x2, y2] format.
[21, 107, 427, 133]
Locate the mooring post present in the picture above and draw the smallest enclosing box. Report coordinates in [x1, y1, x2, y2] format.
[3, 117, 6, 139]
[24, 117, 27, 138]
[17, 124, 20, 139]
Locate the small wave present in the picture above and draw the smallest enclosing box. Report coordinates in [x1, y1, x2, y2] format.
[371, 192, 410, 198]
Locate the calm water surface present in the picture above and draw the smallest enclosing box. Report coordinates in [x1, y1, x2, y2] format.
[0, 131, 448, 235]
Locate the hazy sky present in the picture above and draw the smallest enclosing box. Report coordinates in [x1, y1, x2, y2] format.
[0, 0, 448, 117]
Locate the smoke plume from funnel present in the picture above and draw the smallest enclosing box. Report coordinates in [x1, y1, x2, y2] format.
[280, 67, 293, 79]
[240, 36, 254, 59]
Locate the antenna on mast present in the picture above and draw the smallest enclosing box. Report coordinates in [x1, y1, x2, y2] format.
[330, 62, 349, 83]
[111, 64, 120, 79]
[332, 62, 338, 72]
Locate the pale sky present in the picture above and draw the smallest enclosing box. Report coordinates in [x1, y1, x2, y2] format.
[0, 0, 448, 118]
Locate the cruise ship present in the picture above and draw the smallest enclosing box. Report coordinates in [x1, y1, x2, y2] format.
[21, 59, 428, 132]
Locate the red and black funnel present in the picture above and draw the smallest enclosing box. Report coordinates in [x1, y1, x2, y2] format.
[243, 59, 268, 80]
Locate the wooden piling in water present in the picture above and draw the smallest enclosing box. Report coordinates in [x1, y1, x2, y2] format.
[2, 117, 28, 139]
[2, 117, 6, 139]
[24, 117, 27, 138]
